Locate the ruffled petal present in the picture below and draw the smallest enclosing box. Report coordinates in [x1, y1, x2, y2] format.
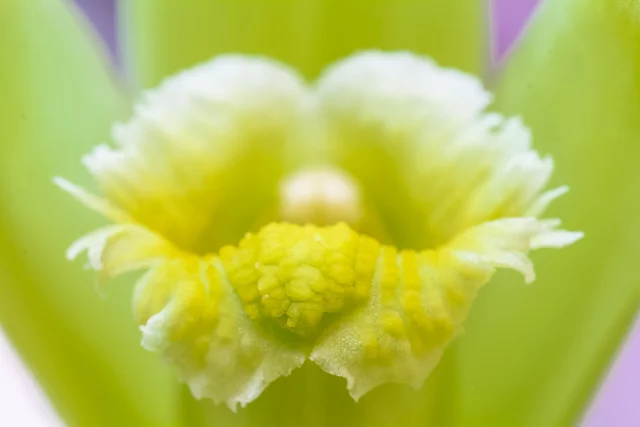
[83, 55, 312, 253]
[316, 51, 559, 249]
[310, 218, 580, 399]
[448, 217, 583, 283]
[66, 224, 177, 279]
[53, 177, 132, 224]
[134, 259, 305, 411]
[69, 225, 307, 410]
[65, 213, 580, 406]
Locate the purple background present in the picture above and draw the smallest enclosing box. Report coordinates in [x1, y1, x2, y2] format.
[492, 0, 539, 59]
[70, 1, 640, 425]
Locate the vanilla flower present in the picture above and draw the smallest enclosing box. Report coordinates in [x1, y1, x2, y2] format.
[56, 51, 581, 410]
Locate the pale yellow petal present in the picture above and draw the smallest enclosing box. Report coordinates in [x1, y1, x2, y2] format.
[53, 177, 132, 223]
[67, 224, 177, 279]
[133, 258, 305, 411]
[316, 51, 559, 249]
[448, 217, 582, 283]
[310, 245, 486, 400]
[83, 56, 311, 253]
[310, 217, 580, 399]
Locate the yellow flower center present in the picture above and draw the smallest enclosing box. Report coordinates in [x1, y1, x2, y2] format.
[220, 223, 377, 336]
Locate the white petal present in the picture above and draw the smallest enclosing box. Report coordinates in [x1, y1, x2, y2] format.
[316, 51, 564, 248]
[526, 186, 569, 217]
[448, 217, 583, 284]
[85, 56, 312, 252]
[67, 224, 176, 278]
[53, 177, 131, 223]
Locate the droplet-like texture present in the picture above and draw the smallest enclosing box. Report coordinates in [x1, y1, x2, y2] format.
[56, 51, 582, 409]
[219, 223, 379, 336]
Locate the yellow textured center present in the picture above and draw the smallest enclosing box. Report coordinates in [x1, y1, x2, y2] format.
[219, 223, 381, 336]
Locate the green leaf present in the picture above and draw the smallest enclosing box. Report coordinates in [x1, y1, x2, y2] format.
[0, 1, 178, 426]
[454, 1, 640, 425]
[119, 0, 486, 88]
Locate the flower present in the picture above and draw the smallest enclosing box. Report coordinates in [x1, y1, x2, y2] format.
[56, 51, 580, 409]
[1, 1, 638, 426]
